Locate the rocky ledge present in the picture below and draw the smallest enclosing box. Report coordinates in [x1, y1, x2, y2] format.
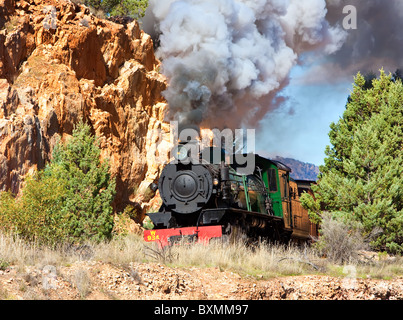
[0, 0, 170, 217]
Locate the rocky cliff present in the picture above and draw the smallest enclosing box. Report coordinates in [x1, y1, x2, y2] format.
[0, 0, 170, 218]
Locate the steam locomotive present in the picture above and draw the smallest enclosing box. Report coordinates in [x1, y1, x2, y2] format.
[144, 139, 318, 247]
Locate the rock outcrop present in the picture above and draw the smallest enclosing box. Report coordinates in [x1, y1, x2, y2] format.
[0, 0, 170, 217]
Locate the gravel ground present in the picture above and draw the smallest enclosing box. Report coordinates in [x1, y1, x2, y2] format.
[1, 261, 402, 300]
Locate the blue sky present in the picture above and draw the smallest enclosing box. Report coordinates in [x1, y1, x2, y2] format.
[256, 65, 352, 166]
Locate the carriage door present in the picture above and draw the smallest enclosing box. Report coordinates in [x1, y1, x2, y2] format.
[280, 171, 292, 228]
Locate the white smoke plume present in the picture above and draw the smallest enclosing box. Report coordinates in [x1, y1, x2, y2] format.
[144, 0, 347, 129]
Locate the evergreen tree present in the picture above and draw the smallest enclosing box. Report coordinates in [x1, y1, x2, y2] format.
[301, 71, 403, 254]
[50, 121, 116, 243]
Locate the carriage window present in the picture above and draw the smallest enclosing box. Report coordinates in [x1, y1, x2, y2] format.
[268, 169, 278, 193]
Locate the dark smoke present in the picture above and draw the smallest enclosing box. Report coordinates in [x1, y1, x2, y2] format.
[143, 0, 347, 130]
[298, 0, 403, 84]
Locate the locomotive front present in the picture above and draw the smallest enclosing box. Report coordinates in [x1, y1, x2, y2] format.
[158, 161, 214, 215]
[144, 141, 230, 246]
[147, 141, 227, 225]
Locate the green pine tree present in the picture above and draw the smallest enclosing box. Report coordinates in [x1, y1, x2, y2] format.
[50, 121, 116, 243]
[301, 70, 403, 254]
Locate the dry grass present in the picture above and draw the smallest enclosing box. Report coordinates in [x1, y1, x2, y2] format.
[0, 232, 89, 270]
[92, 234, 146, 264]
[1, 231, 402, 281]
[73, 269, 92, 299]
[158, 240, 324, 278]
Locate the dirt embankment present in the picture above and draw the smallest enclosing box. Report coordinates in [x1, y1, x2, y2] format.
[1, 261, 402, 300]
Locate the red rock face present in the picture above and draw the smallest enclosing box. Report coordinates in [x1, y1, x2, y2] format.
[0, 0, 170, 218]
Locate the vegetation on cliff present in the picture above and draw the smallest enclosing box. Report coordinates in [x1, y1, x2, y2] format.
[76, 0, 149, 19]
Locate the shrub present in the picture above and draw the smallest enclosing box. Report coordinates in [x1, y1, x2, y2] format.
[313, 212, 367, 264]
[0, 191, 18, 232]
[16, 172, 68, 244]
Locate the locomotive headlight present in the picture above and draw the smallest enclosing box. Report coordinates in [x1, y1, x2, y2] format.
[174, 145, 188, 161]
[213, 178, 219, 186]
